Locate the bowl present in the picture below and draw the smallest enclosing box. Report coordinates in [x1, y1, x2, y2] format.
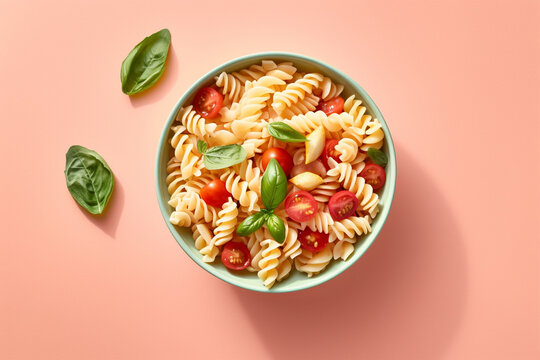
[155, 52, 396, 292]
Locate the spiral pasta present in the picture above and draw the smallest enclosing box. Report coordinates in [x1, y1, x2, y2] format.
[327, 160, 379, 216]
[295, 245, 334, 277]
[280, 93, 321, 119]
[315, 76, 344, 100]
[329, 215, 372, 242]
[335, 138, 359, 162]
[200, 199, 238, 262]
[215, 71, 244, 104]
[333, 237, 356, 261]
[219, 169, 259, 211]
[272, 73, 324, 114]
[257, 239, 281, 288]
[176, 105, 217, 138]
[284, 111, 354, 135]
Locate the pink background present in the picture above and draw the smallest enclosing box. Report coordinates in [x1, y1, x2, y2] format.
[1, 0, 539, 359]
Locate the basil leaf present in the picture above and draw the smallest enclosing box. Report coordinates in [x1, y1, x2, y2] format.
[237, 212, 266, 236]
[266, 214, 285, 244]
[261, 159, 287, 210]
[121, 29, 171, 95]
[367, 148, 388, 167]
[204, 144, 247, 170]
[267, 122, 307, 143]
[64, 145, 114, 215]
[197, 140, 207, 154]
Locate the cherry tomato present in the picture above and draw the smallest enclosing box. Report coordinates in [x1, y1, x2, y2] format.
[298, 229, 329, 253]
[328, 190, 359, 221]
[193, 87, 223, 119]
[261, 147, 294, 176]
[360, 163, 386, 190]
[321, 139, 341, 169]
[221, 242, 251, 270]
[200, 179, 231, 207]
[316, 96, 344, 115]
[284, 191, 318, 222]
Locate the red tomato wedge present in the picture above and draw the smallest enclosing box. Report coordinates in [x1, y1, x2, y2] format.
[284, 191, 318, 222]
[193, 87, 223, 119]
[328, 190, 359, 221]
[298, 229, 329, 253]
[360, 163, 386, 190]
[200, 179, 231, 207]
[321, 139, 341, 169]
[261, 147, 294, 176]
[221, 242, 251, 270]
[316, 96, 344, 115]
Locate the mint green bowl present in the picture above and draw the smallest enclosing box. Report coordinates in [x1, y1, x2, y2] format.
[155, 52, 396, 292]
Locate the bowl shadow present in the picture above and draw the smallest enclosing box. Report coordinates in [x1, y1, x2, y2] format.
[231, 143, 468, 360]
[79, 176, 125, 238]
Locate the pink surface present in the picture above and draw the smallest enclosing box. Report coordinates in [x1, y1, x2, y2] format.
[1, 0, 539, 359]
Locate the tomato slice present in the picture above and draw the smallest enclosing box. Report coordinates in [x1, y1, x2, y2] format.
[261, 147, 294, 176]
[320, 139, 341, 169]
[284, 191, 318, 222]
[328, 190, 359, 221]
[221, 242, 251, 270]
[193, 87, 223, 119]
[298, 229, 329, 253]
[316, 96, 344, 115]
[200, 179, 231, 207]
[360, 163, 386, 190]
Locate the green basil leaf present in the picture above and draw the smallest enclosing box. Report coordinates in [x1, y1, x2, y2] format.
[261, 159, 287, 210]
[64, 145, 114, 215]
[197, 140, 207, 154]
[237, 212, 266, 236]
[267, 122, 307, 143]
[204, 144, 247, 170]
[121, 29, 171, 95]
[265, 214, 285, 244]
[367, 148, 388, 167]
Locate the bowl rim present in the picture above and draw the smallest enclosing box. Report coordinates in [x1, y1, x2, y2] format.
[155, 51, 397, 293]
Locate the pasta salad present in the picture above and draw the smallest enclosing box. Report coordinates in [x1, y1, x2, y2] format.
[166, 60, 387, 289]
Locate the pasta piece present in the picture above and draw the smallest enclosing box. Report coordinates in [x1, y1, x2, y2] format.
[327, 160, 379, 215]
[311, 177, 340, 203]
[169, 210, 194, 227]
[284, 111, 354, 135]
[301, 208, 334, 234]
[200, 199, 238, 262]
[258, 239, 281, 288]
[246, 229, 265, 272]
[192, 223, 212, 251]
[272, 73, 324, 114]
[329, 215, 371, 241]
[342, 126, 364, 149]
[280, 93, 321, 119]
[262, 60, 297, 82]
[333, 237, 356, 261]
[295, 245, 334, 277]
[233, 160, 262, 195]
[166, 157, 185, 195]
[170, 190, 218, 227]
[215, 72, 244, 104]
[219, 169, 259, 211]
[335, 138, 358, 162]
[360, 118, 385, 151]
[276, 257, 293, 282]
[281, 220, 302, 260]
[315, 76, 344, 100]
[344, 95, 369, 128]
[176, 105, 217, 138]
[170, 131, 202, 180]
[236, 76, 286, 127]
[231, 63, 266, 84]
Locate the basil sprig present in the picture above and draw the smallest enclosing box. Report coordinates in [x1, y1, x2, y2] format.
[197, 141, 247, 170]
[367, 148, 388, 167]
[267, 122, 307, 143]
[236, 159, 287, 243]
[121, 29, 171, 95]
[64, 145, 114, 215]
